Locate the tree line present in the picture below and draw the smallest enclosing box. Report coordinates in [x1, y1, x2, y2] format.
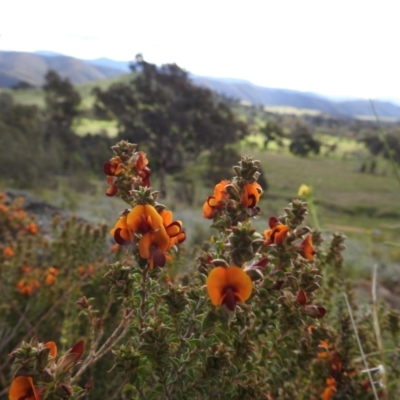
[2, 56, 399, 194]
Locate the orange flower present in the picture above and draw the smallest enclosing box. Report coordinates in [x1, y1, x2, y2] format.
[160, 210, 186, 247]
[207, 266, 253, 311]
[135, 151, 151, 187]
[4, 246, 14, 257]
[26, 222, 38, 234]
[126, 204, 163, 233]
[321, 377, 336, 400]
[45, 274, 56, 285]
[0, 204, 8, 213]
[110, 215, 134, 245]
[9, 375, 41, 400]
[48, 267, 58, 275]
[78, 265, 95, 277]
[317, 340, 330, 359]
[104, 157, 124, 196]
[242, 182, 262, 208]
[16, 279, 40, 296]
[103, 156, 124, 176]
[87, 264, 95, 277]
[111, 205, 174, 269]
[300, 235, 315, 261]
[16, 280, 32, 296]
[44, 341, 58, 359]
[203, 180, 230, 219]
[138, 228, 171, 269]
[106, 184, 118, 197]
[77, 266, 85, 276]
[264, 217, 289, 245]
[45, 267, 58, 285]
[110, 243, 119, 253]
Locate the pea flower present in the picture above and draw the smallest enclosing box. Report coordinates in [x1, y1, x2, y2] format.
[321, 377, 336, 400]
[104, 156, 125, 197]
[203, 180, 230, 219]
[207, 266, 253, 311]
[9, 376, 41, 400]
[160, 210, 186, 246]
[264, 217, 289, 245]
[139, 229, 171, 269]
[134, 151, 151, 187]
[103, 155, 124, 177]
[126, 204, 163, 233]
[241, 182, 262, 208]
[110, 214, 134, 245]
[294, 235, 315, 261]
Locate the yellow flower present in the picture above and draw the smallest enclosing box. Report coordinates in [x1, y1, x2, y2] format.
[298, 184, 312, 198]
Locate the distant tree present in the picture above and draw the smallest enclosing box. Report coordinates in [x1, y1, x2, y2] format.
[0, 94, 58, 187]
[128, 53, 143, 72]
[260, 121, 285, 150]
[94, 58, 248, 197]
[43, 70, 82, 172]
[12, 80, 34, 90]
[361, 133, 400, 164]
[43, 70, 81, 129]
[361, 135, 383, 157]
[289, 124, 321, 157]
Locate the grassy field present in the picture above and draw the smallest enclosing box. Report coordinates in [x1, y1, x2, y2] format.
[3, 75, 400, 280]
[0, 72, 134, 109]
[27, 140, 400, 282]
[73, 117, 118, 137]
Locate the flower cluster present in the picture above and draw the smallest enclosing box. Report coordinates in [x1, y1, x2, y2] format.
[9, 338, 84, 400]
[199, 157, 323, 321]
[106, 142, 186, 270]
[110, 204, 185, 269]
[103, 141, 151, 200]
[203, 178, 263, 221]
[0, 193, 39, 244]
[264, 216, 315, 261]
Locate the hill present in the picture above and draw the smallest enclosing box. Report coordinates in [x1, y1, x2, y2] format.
[0, 51, 127, 87]
[190, 75, 400, 120]
[2, 50, 400, 120]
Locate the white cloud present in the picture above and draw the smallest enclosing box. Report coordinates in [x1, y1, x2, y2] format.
[1, 0, 399, 98]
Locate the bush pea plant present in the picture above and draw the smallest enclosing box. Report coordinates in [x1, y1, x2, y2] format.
[4, 140, 400, 400]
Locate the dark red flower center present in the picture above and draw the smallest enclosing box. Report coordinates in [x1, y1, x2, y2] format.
[150, 245, 166, 268]
[222, 287, 238, 311]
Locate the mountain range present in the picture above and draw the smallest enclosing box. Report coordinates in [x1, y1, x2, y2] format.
[0, 51, 124, 87]
[1, 50, 399, 120]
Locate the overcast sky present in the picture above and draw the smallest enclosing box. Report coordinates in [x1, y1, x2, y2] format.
[1, 0, 399, 99]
